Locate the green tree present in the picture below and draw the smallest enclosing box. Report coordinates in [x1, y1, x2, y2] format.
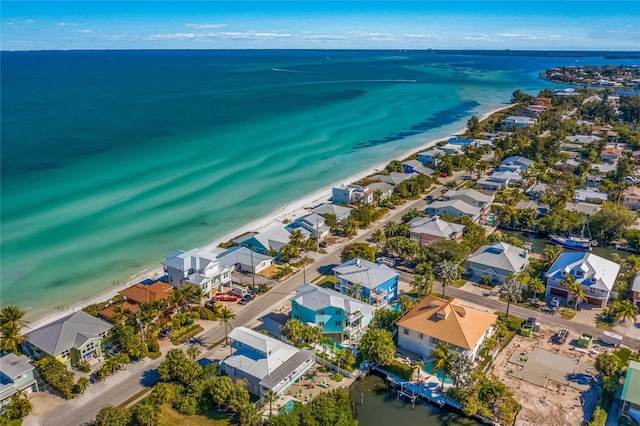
[590, 202, 636, 243]
[373, 309, 403, 333]
[0, 305, 27, 329]
[34, 356, 76, 399]
[186, 345, 201, 362]
[238, 402, 262, 426]
[131, 401, 160, 426]
[436, 260, 460, 299]
[594, 352, 622, 377]
[358, 328, 395, 365]
[449, 353, 473, 388]
[94, 404, 132, 426]
[511, 89, 534, 104]
[5, 389, 32, 420]
[76, 376, 90, 394]
[467, 115, 480, 136]
[0, 323, 24, 354]
[280, 319, 305, 347]
[218, 306, 236, 345]
[542, 245, 564, 268]
[499, 276, 522, 318]
[263, 389, 279, 418]
[430, 342, 455, 390]
[527, 277, 545, 302]
[340, 243, 376, 263]
[569, 281, 587, 310]
[158, 349, 203, 385]
[613, 299, 639, 325]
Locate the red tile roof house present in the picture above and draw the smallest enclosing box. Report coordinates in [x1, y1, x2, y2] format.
[624, 187, 640, 211]
[599, 147, 623, 163]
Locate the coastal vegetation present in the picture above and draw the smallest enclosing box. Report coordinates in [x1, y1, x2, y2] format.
[543, 65, 640, 88]
[0, 305, 27, 354]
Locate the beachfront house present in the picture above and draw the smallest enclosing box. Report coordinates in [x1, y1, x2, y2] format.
[294, 213, 331, 240]
[475, 178, 503, 191]
[232, 224, 293, 254]
[162, 248, 232, 297]
[426, 200, 481, 223]
[22, 311, 111, 368]
[408, 216, 465, 247]
[417, 149, 445, 166]
[100, 280, 174, 321]
[290, 283, 376, 341]
[221, 327, 315, 397]
[214, 246, 273, 275]
[442, 188, 494, 214]
[333, 258, 400, 308]
[373, 172, 413, 186]
[402, 160, 435, 177]
[0, 353, 38, 413]
[466, 242, 529, 284]
[439, 143, 463, 155]
[311, 203, 352, 222]
[502, 116, 536, 129]
[621, 360, 640, 423]
[624, 187, 640, 211]
[368, 182, 395, 200]
[331, 184, 374, 205]
[545, 252, 620, 308]
[397, 296, 497, 363]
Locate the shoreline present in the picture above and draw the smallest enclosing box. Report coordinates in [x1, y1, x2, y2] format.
[23, 103, 513, 332]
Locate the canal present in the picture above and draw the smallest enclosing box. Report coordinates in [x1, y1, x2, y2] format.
[349, 376, 479, 426]
[500, 229, 632, 263]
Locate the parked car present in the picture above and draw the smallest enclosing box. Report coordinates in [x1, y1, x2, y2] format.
[550, 297, 561, 307]
[557, 329, 569, 344]
[238, 298, 248, 305]
[319, 241, 328, 248]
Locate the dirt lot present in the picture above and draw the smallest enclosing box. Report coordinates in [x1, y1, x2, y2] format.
[488, 326, 602, 426]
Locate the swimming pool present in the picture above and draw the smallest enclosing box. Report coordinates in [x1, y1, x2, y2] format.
[280, 400, 296, 414]
[422, 362, 454, 384]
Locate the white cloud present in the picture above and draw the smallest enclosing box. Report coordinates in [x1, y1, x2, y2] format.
[498, 33, 526, 38]
[460, 34, 491, 41]
[75, 29, 94, 33]
[547, 35, 563, 39]
[57, 22, 80, 26]
[349, 31, 393, 38]
[217, 31, 291, 39]
[147, 33, 196, 40]
[302, 34, 348, 40]
[404, 34, 441, 39]
[185, 23, 226, 29]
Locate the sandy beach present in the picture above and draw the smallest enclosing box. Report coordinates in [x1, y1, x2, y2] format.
[23, 103, 512, 332]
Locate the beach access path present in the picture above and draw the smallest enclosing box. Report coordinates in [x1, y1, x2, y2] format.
[34, 170, 640, 426]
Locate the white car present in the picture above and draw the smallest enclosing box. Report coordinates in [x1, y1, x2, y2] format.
[550, 297, 561, 307]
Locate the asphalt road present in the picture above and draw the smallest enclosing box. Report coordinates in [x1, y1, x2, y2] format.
[39, 170, 639, 425]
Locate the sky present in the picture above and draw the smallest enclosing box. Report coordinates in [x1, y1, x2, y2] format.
[2, 1, 639, 51]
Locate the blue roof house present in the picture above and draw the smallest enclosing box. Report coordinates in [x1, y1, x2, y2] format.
[0, 354, 38, 413]
[333, 258, 400, 308]
[291, 283, 377, 341]
[417, 149, 445, 166]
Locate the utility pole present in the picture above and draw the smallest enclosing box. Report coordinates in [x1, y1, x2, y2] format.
[249, 244, 255, 290]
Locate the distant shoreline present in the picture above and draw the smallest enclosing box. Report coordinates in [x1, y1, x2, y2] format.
[22, 102, 513, 333]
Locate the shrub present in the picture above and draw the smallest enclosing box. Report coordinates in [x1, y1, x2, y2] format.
[146, 337, 160, 353]
[382, 359, 413, 381]
[330, 373, 344, 382]
[77, 362, 91, 373]
[587, 406, 607, 426]
[34, 356, 77, 399]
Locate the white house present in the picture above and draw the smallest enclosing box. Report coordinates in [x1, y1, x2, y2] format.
[311, 203, 352, 221]
[295, 213, 331, 239]
[417, 149, 445, 166]
[498, 156, 534, 172]
[503, 116, 536, 128]
[233, 225, 293, 254]
[397, 296, 497, 362]
[162, 248, 232, 296]
[545, 252, 620, 308]
[214, 246, 273, 275]
[331, 184, 374, 205]
[373, 172, 413, 186]
[221, 327, 316, 397]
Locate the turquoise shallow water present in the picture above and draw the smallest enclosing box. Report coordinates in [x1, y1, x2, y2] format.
[2, 50, 637, 319]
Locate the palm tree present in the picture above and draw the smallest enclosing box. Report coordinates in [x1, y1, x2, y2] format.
[350, 284, 363, 301]
[411, 274, 424, 297]
[527, 277, 545, 303]
[569, 282, 587, 311]
[499, 275, 522, 318]
[436, 260, 460, 299]
[477, 160, 490, 178]
[413, 360, 425, 381]
[238, 402, 261, 426]
[0, 306, 27, 329]
[430, 342, 454, 391]
[218, 307, 236, 345]
[616, 300, 639, 325]
[263, 389, 279, 418]
[76, 376, 90, 394]
[449, 353, 473, 388]
[372, 229, 386, 249]
[0, 323, 24, 354]
[186, 345, 201, 362]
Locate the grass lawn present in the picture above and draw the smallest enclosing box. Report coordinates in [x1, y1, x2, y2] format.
[315, 275, 338, 289]
[451, 279, 467, 288]
[171, 325, 204, 345]
[596, 319, 616, 331]
[560, 308, 577, 320]
[148, 350, 162, 360]
[159, 404, 231, 426]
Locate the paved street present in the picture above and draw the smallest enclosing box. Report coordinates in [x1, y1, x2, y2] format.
[32, 169, 639, 425]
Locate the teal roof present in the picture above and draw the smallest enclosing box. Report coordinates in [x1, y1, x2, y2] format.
[622, 360, 640, 406]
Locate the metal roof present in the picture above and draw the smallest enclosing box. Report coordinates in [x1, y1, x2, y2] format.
[259, 349, 315, 390]
[546, 252, 620, 292]
[0, 353, 34, 379]
[291, 284, 376, 317]
[468, 242, 529, 274]
[24, 311, 111, 356]
[409, 216, 465, 238]
[428, 199, 482, 216]
[311, 203, 352, 218]
[622, 360, 640, 406]
[333, 258, 399, 290]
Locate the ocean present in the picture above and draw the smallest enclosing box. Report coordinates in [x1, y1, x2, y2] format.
[2, 50, 637, 319]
